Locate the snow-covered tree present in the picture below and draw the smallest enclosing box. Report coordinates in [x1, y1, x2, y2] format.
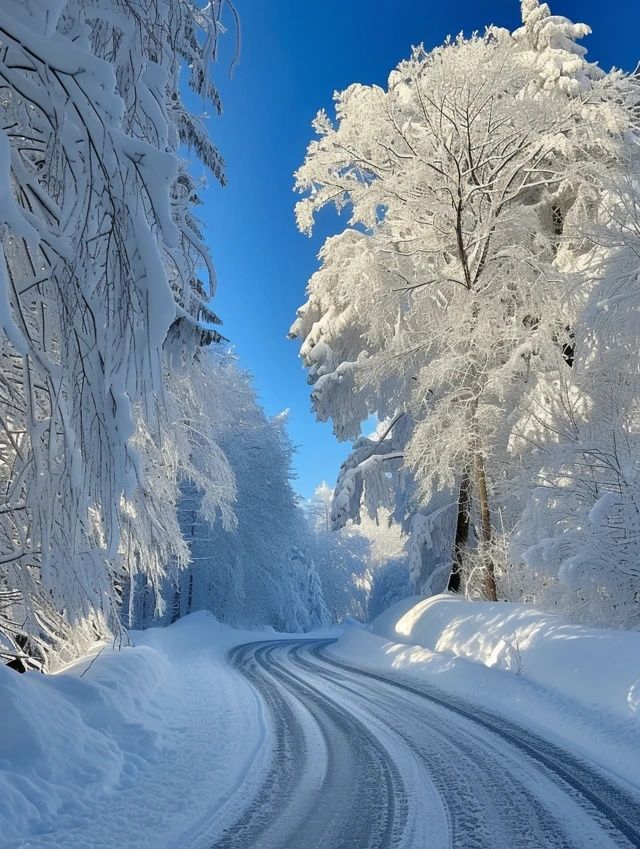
[119, 354, 237, 630]
[0, 0, 230, 664]
[508, 168, 640, 627]
[292, 0, 632, 603]
[135, 358, 329, 633]
[307, 481, 409, 622]
[327, 414, 457, 596]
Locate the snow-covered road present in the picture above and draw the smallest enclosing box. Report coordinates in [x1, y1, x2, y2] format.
[215, 639, 640, 849]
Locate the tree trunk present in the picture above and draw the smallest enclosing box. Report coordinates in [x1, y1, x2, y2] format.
[448, 468, 470, 593]
[473, 449, 497, 601]
[170, 581, 181, 624]
[127, 568, 136, 629]
[187, 572, 194, 614]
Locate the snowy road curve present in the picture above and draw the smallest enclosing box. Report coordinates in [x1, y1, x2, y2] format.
[212, 639, 640, 849]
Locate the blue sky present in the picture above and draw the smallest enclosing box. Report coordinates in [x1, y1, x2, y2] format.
[198, 0, 640, 500]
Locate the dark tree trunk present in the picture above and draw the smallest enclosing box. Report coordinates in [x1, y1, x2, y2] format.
[448, 468, 471, 593]
[170, 581, 181, 624]
[187, 572, 194, 614]
[474, 449, 498, 601]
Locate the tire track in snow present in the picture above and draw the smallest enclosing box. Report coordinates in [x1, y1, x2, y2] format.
[310, 643, 640, 847]
[213, 638, 640, 849]
[212, 640, 426, 849]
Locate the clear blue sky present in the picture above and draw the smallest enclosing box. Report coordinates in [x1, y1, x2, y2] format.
[197, 0, 640, 500]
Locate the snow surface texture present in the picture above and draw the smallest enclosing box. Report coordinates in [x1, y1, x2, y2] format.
[332, 594, 640, 789]
[227, 638, 640, 848]
[372, 594, 640, 719]
[0, 613, 309, 849]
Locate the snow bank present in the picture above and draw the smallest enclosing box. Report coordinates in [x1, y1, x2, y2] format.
[370, 594, 640, 720]
[0, 643, 170, 842]
[0, 613, 275, 848]
[331, 594, 640, 789]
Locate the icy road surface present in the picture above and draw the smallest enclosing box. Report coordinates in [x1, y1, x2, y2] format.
[213, 639, 640, 849]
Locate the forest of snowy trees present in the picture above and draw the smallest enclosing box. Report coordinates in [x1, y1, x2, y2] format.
[130, 359, 329, 634]
[3, 4, 640, 847]
[292, 0, 640, 628]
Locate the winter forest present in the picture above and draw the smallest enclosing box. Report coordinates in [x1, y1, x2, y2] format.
[0, 0, 413, 669]
[3, 0, 637, 669]
[1, 1, 640, 846]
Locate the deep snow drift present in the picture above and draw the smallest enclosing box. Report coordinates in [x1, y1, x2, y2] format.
[371, 594, 640, 719]
[0, 614, 291, 849]
[331, 594, 640, 789]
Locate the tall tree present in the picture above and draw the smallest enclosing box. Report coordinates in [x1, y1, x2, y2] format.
[0, 0, 229, 664]
[292, 1, 629, 600]
[509, 168, 640, 627]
